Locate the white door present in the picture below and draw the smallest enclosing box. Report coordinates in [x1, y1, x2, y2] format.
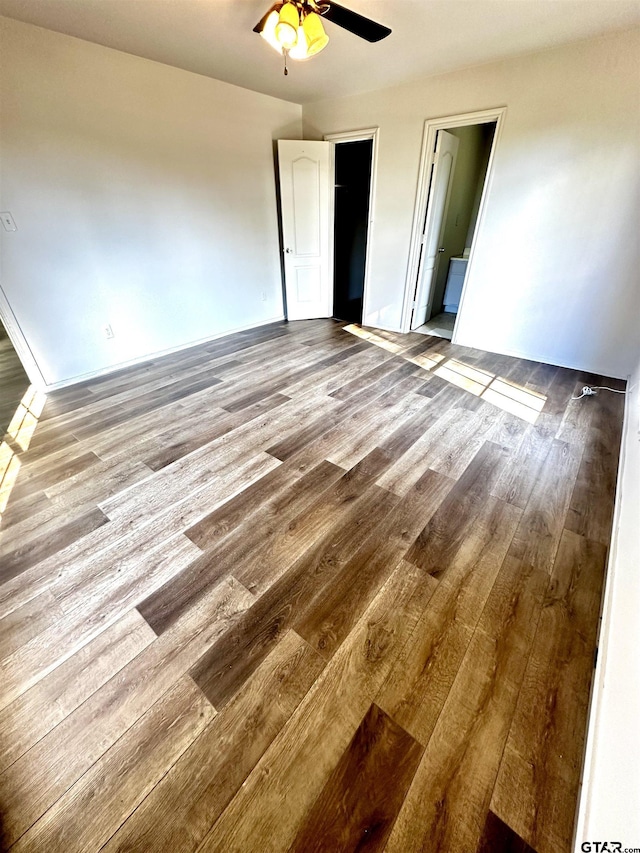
[277, 140, 333, 321]
[410, 130, 459, 329]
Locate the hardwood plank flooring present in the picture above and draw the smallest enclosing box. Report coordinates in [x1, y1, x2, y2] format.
[490, 530, 608, 852]
[0, 324, 30, 437]
[286, 703, 423, 853]
[11, 676, 215, 853]
[195, 560, 436, 853]
[0, 319, 625, 852]
[477, 812, 538, 853]
[102, 629, 324, 853]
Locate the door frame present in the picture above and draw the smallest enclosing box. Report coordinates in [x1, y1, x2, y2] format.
[323, 127, 379, 324]
[401, 107, 507, 336]
[0, 286, 47, 390]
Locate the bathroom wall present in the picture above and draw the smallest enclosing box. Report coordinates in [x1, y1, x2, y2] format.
[465, 125, 495, 248]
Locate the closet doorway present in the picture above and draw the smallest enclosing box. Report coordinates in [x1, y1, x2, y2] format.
[325, 128, 377, 325]
[276, 129, 377, 324]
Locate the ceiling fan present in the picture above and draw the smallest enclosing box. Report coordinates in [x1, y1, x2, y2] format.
[254, 1, 391, 74]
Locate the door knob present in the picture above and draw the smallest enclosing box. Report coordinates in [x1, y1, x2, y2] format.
[438, 247, 445, 253]
[285, 248, 293, 254]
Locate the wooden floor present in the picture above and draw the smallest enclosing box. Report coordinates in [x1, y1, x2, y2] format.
[0, 319, 625, 853]
[0, 324, 30, 437]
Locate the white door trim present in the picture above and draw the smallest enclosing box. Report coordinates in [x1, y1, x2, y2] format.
[0, 285, 48, 390]
[323, 127, 379, 324]
[401, 107, 507, 336]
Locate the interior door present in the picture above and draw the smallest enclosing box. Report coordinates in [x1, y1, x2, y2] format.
[410, 130, 459, 329]
[277, 140, 333, 321]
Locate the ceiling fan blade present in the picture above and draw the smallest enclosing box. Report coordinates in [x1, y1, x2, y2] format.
[322, 2, 391, 42]
[253, 3, 279, 34]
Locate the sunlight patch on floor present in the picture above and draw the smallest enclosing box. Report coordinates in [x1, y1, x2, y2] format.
[408, 352, 446, 370]
[343, 324, 405, 354]
[0, 440, 21, 519]
[8, 386, 47, 451]
[434, 358, 494, 396]
[1, 385, 47, 521]
[343, 324, 546, 423]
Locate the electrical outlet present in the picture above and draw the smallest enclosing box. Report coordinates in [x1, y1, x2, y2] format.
[103, 324, 114, 339]
[1, 212, 17, 232]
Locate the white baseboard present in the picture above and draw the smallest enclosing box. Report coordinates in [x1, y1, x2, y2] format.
[451, 332, 627, 382]
[572, 367, 640, 849]
[43, 315, 286, 391]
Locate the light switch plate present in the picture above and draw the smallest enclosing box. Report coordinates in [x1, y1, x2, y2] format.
[1, 212, 17, 232]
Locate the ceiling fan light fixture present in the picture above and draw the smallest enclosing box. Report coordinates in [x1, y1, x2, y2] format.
[255, 0, 390, 75]
[302, 10, 329, 56]
[260, 8, 284, 54]
[288, 25, 311, 60]
[275, 2, 300, 50]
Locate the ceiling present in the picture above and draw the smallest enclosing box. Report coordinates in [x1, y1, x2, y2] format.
[1, 0, 639, 104]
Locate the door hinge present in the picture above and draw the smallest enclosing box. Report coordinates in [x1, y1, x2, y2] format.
[432, 151, 439, 165]
[594, 646, 599, 669]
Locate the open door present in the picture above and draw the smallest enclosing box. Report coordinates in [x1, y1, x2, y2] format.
[410, 130, 459, 330]
[277, 140, 333, 321]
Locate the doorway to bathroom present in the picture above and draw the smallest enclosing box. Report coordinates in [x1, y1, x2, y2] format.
[403, 108, 506, 340]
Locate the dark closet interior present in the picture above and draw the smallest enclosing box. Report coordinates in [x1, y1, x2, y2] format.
[332, 139, 373, 324]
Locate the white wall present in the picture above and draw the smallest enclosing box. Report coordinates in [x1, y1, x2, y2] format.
[0, 17, 302, 387]
[303, 28, 640, 378]
[576, 355, 640, 849]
